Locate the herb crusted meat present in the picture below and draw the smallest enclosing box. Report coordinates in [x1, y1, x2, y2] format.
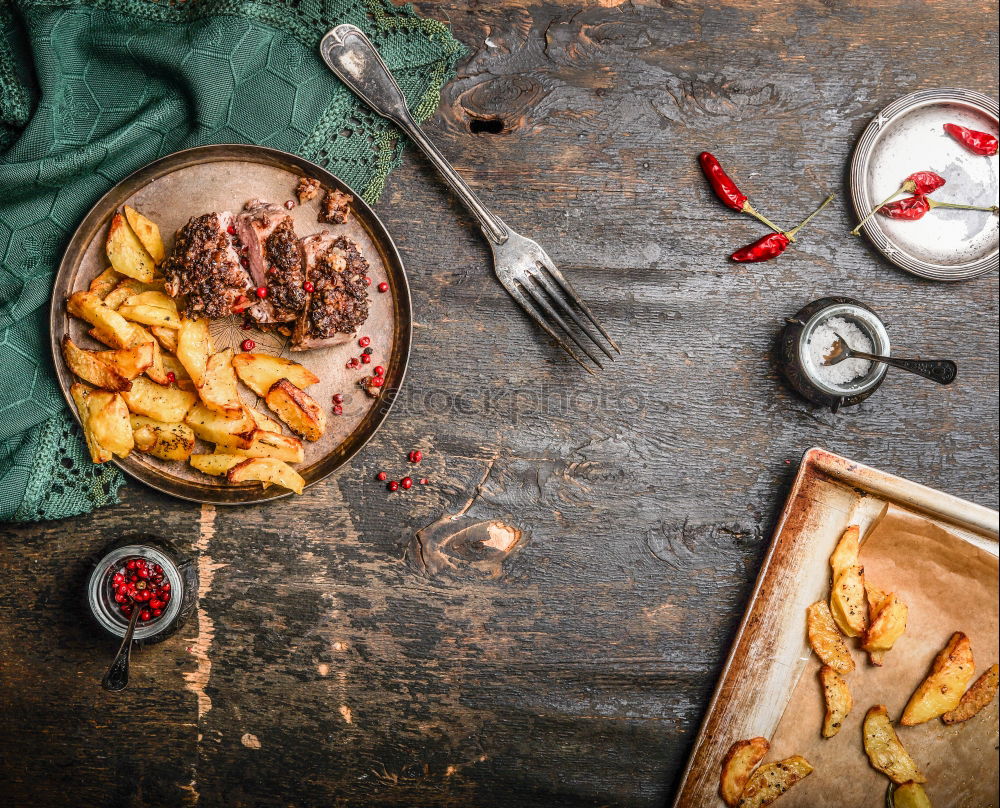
[237, 200, 306, 323]
[162, 211, 252, 318]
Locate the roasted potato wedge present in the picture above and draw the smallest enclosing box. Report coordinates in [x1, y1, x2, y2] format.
[806, 601, 854, 675]
[118, 292, 180, 329]
[129, 415, 195, 461]
[176, 316, 212, 387]
[830, 524, 860, 574]
[233, 352, 320, 397]
[221, 430, 304, 464]
[831, 564, 866, 638]
[150, 325, 178, 354]
[942, 662, 998, 725]
[247, 405, 282, 433]
[902, 632, 976, 725]
[227, 457, 305, 494]
[198, 348, 243, 415]
[106, 210, 155, 282]
[70, 383, 112, 463]
[88, 267, 122, 298]
[124, 205, 165, 264]
[719, 737, 769, 807]
[122, 376, 196, 423]
[87, 390, 134, 458]
[862, 592, 908, 666]
[736, 756, 813, 808]
[819, 665, 852, 738]
[265, 379, 326, 441]
[62, 335, 132, 391]
[866, 583, 887, 623]
[892, 782, 932, 808]
[863, 705, 926, 784]
[184, 403, 256, 449]
[71, 291, 168, 384]
[103, 278, 146, 310]
[190, 453, 246, 477]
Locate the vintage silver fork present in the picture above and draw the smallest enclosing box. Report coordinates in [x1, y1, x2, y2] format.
[320, 25, 619, 372]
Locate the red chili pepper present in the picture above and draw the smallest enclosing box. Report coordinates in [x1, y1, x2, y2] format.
[698, 152, 785, 236]
[852, 171, 945, 234]
[730, 194, 834, 263]
[943, 123, 999, 156]
[877, 195, 930, 221]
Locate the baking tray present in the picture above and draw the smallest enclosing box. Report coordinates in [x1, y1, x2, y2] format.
[850, 88, 999, 281]
[672, 447, 999, 808]
[50, 145, 411, 505]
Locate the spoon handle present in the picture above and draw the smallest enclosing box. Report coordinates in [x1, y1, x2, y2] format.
[102, 603, 140, 691]
[851, 351, 958, 385]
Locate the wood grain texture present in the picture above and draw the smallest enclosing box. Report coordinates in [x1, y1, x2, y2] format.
[1, 1, 998, 806]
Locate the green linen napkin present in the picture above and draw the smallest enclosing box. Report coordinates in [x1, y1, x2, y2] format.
[0, 0, 463, 522]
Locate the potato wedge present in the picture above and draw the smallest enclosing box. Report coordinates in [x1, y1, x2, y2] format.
[862, 592, 908, 666]
[863, 705, 926, 784]
[124, 205, 165, 264]
[806, 601, 854, 675]
[221, 430, 304, 464]
[233, 352, 320, 397]
[71, 291, 168, 384]
[87, 390, 133, 458]
[150, 325, 178, 354]
[198, 349, 243, 415]
[736, 756, 813, 808]
[265, 379, 326, 441]
[118, 292, 180, 329]
[70, 383, 112, 463]
[176, 317, 212, 387]
[819, 665, 852, 738]
[227, 457, 305, 494]
[719, 737, 769, 807]
[892, 782, 932, 808]
[247, 405, 282, 434]
[184, 403, 256, 449]
[89, 267, 122, 298]
[103, 278, 145, 311]
[941, 662, 998, 725]
[121, 376, 196, 423]
[190, 453, 246, 477]
[129, 415, 195, 461]
[831, 564, 866, 638]
[901, 632, 975, 726]
[866, 583, 888, 623]
[830, 524, 860, 575]
[106, 211, 155, 282]
[62, 335, 132, 391]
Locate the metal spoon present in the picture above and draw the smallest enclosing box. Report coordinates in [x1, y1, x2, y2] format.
[825, 331, 957, 385]
[101, 600, 140, 691]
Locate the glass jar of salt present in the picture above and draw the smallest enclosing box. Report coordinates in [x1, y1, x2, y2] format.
[779, 297, 891, 412]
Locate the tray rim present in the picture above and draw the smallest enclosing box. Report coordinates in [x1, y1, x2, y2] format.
[671, 446, 999, 807]
[849, 87, 999, 282]
[49, 143, 412, 506]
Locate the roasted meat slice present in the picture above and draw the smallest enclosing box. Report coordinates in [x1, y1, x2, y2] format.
[291, 232, 370, 351]
[236, 200, 307, 323]
[163, 212, 252, 319]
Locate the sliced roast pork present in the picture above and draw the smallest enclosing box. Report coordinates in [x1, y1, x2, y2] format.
[236, 200, 307, 323]
[163, 212, 253, 319]
[291, 231, 370, 351]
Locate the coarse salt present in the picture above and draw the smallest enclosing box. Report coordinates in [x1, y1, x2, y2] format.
[808, 316, 873, 387]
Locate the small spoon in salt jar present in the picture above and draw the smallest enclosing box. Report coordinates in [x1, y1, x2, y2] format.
[825, 332, 957, 385]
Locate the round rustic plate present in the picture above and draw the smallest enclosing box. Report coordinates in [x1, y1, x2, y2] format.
[850, 88, 999, 281]
[50, 144, 411, 505]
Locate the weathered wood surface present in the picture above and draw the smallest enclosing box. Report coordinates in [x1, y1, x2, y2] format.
[2, 1, 998, 806]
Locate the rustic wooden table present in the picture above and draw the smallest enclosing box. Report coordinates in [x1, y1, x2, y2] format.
[2, 2, 998, 806]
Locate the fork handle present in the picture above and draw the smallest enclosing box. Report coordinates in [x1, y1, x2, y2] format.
[849, 351, 958, 385]
[320, 25, 509, 245]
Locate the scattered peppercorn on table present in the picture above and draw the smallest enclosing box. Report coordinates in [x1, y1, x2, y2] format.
[1, 1, 997, 807]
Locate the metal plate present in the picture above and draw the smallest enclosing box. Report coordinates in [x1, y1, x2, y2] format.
[850, 88, 999, 281]
[672, 447, 999, 808]
[50, 145, 411, 505]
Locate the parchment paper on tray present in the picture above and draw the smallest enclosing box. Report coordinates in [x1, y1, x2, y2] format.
[767, 504, 999, 808]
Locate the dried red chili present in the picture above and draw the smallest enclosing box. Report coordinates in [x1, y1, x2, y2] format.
[943, 123, 999, 156]
[730, 194, 834, 263]
[851, 171, 946, 235]
[878, 195, 930, 221]
[698, 152, 786, 237]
